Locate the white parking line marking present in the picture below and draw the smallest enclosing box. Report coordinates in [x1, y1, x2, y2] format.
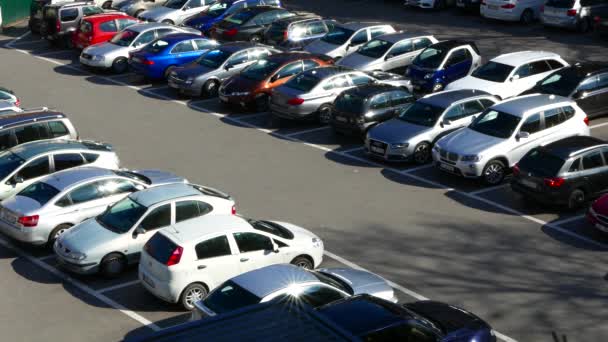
[97, 280, 141, 294]
[324, 250, 517, 342]
[0, 236, 160, 331]
[5, 31, 31, 48]
[284, 126, 331, 137]
[590, 121, 608, 130]
[33, 50, 73, 57]
[341, 146, 365, 154]
[38, 254, 56, 261]
[469, 183, 510, 196]
[10, 39, 47, 47]
[233, 112, 269, 119]
[403, 164, 434, 174]
[551, 214, 585, 227]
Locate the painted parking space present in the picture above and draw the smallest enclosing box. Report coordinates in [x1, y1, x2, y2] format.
[549, 216, 608, 250]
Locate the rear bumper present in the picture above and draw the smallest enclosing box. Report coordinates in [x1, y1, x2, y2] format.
[269, 102, 318, 120]
[511, 180, 569, 205]
[139, 267, 180, 304]
[0, 219, 46, 245]
[55, 255, 99, 274]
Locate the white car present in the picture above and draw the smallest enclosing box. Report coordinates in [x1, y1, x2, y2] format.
[446, 51, 568, 99]
[481, 0, 544, 24]
[139, 215, 324, 310]
[432, 94, 590, 185]
[138, 0, 216, 25]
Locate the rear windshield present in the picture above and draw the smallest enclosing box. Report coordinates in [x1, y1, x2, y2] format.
[519, 149, 565, 177]
[321, 26, 354, 45]
[225, 10, 256, 25]
[18, 182, 60, 205]
[144, 232, 179, 264]
[545, 0, 575, 8]
[472, 61, 514, 83]
[335, 92, 367, 114]
[143, 39, 170, 53]
[285, 73, 320, 91]
[203, 281, 261, 314]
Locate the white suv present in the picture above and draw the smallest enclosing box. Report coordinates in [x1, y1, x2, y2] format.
[432, 94, 590, 185]
[139, 215, 324, 310]
[446, 51, 568, 100]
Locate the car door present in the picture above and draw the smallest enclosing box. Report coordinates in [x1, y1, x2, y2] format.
[128, 202, 173, 260]
[232, 232, 283, 273]
[581, 150, 608, 196]
[509, 112, 544, 164]
[5, 156, 52, 197]
[192, 234, 242, 289]
[171, 40, 200, 65]
[54, 180, 113, 224]
[442, 48, 472, 84]
[383, 39, 415, 72]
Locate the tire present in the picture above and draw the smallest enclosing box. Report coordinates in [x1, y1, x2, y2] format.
[161, 19, 174, 25]
[134, 10, 144, 19]
[102, 1, 112, 9]
[413, 142, 432, 165]
[112, 57, 128, 74]
[567, 189, 586, 210]
[100, 253, 126, 278]
[482, 159, 506, 185]
[202, 80, 218, 98]
[291, 256, 314, 270]
[180, 283, 208, 310]
[318, 104, 332, 124]
[249, 34, 262, 43]
[520, 9, 534, 25]
[577, 18, 591, 33]
[47, 224, 72, 248]
[164, 65, 176, 79]
[254, 94, 269, 112]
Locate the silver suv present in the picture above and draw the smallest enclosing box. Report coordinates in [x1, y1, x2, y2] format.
[432, 94, 591, 185]
[0, 109, 78, 152]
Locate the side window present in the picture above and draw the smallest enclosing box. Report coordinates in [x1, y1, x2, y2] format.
[233, 232, 273, 252]
[117, 19, 138, 31]
[175, 200, 211, 222]
[387, 40, 413, 58]
[171, 41, 195, 54]
[17, 157, 50, 181]
[479, 98, 496, 109]
[583, 151, 605, 170]
[307, 21, 327, 35]
[227, 51, 249, 66]
[188, 0, 203, 7]
[99, 20, 117, 32]
[544, 107, 566, 128]
[14, 123, 51, 145]
[514, 64, 532, 78]
[445, 48, 469, 66]
[529, 60, 552, 76]
[99, 178, 139, 196]
[60, 8, 78, 22]
[569, 158, 581, 172]
[547, 59, 565, 70]
[369, 27, 389, 39]
[276, 61, 303, 79]
[82, 153, 100, 163]
[303, 59, 320, 71]
[194, 39, 215, 51]
[521, 113, 541, 134]
[350, 29, 368, 45]
[349, 74, 373, 86]
[603, 148, 608, 164]
[48, 121, 70, 138]
[82, 6, 101, 16]
[53, 153, 85, 172]
[139, 204, 172, 230]
[290, 24, 307, 39]
[577, 76, 599, 92]
[295, 285, 348, 307]
[390, 91, 412, 106]
[196, 235, 232, 260]
[69, 182, 102, 204]
[562, 106, 576, 120]
[133, 30, 156, 47]
[0, 130, 16, 151]
[462, 100, 485, 116]
[369, 93, 391, 110]
[413, 38, 433, 50]
[597, 73, 608, 89]
[443, 104, 466, 121]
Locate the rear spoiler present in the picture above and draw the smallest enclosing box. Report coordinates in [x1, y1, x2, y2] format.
[190, 184, 233, 200]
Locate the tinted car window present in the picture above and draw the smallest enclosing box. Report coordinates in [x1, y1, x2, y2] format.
[99, 178, 138, 196]
[391, 91, 412, 106]
[98, 197, 147, 233]
[369, 27, 389, 39]
[286, 73, 320, 91]
[444, 104, 466, 121]
[0, 131, 15, 151]
[48, 121, 69, 137]
[307, 21, 326, 35]
[303, 59, 320, 70]
[569, 158, 581, 172]
[357, 39, 392, 59]
[521, 113, 541, 134]
[176, 200, 211, 222]
[446, 48, 470, 66]
[172, 41, 195, 53]
[335, 92, 366, 114]
[82, 6, 103, 16]
[133, 30, 156, 48]
[547, 59, 565, 70]
[583, 151, 604, 169]
[350, 29, 368, 45]
[469, 109, 521, 138]
[349, 74, 373, 86]
[597, 73, 608, 89]
[53, 153, 84, 172]
[520, 149, 565, 176]
[233, 232, 273, 252]
[398, 101, 444, 127]
[530, 60, 552, 75]
[544, 107, 566, 128]
[194, 39, 215, 50]
[472, 62, 514, 83]
[195, 235, 231, 259]
[577, 76, 598, 92]
[321, 26, 354, 45]
[139, 204, 172, 230]
[413, 37, 433, 50]
[17, 157, 50, 181]
[388, 40, 412, 57]
[370, 93, 390, 110]
[14, 123, 50, 144]
[82, 153, 99, 163]
[296, 285, 348, 307]
[203, 281, 261, 314]
[99, 20, 118, 32]
[364, 322, 437, 342]
[18, 182, 60, 205]
[69, 182, 102, 204]
[144, 233, 179, 264]
[60, 8, 78, 22]
[248, 219, 294, 239]
[227, 51, 249, 67]
[276, 61, 303, 79]
[479, 99, 496, 108]
[323, 75, 350, 90]
[463, 100, 485, 115]
[117, 18, 138, 30]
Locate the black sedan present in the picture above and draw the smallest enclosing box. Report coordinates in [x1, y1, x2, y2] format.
[210, 6, 296, 43]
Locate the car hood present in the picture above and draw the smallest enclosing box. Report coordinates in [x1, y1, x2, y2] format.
[592, 194, 608, 214]
[1, 196, 42, 216]
[305, 40, 341, 57]
[221, 75, 261, 94]
[447, 76, 503, 96]
[174, 63, 215, 79]
[84, 42, 127, 56]
[337, 53, 377, 70]
[437, 128, 504, 155]
[368, 118, 432, 144]
[135, 169, 187, 186]
[59, 218, 120, 253]
[404, 301, 490, 334]
[271, 221, 318, 241]
[318, 268, 394, 301]
[140, 6, 173, 20]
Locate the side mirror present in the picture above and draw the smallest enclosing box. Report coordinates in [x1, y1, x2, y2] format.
[270, 74, 280, 83]
[517, 131, 530, 140]
[134, 226, 147, 237]
[271, 241, 279, 253]
[510, 74, 520, 82]
[224, 64, 233, 71]
[183, 6, 190, 11]
[12, 175, 24, 185]
[442, 119, 452, 126]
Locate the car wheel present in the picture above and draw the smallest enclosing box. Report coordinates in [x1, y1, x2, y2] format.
[112, 57, 128, 74]
[318, 104, 332, 124]
[180, 283, 208, 310]
[161, 19, 174, 25]
[577, 18, 591, 33]
[567, 189, 586, 210]
[164, 65, 176, 79]
[202, 80, 219, 98]
[47, 224, 72, 248]
[291, 256, 314, 270]
[134, 10, 144, 18]
[482, 160, 506, 185]
[249, 34, 262, 43]
[100, 253, 126, 278]
[102, 1, 112, 9]
[413, 142, 432, 165]
[254, 94, 269, 112]
[520, 9, 534, 25]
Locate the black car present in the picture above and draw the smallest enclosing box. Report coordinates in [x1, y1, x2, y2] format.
[522, 62, 608, 119]
[263, 14, 335, 50]
[210, 6, 298, 43]
[317, 294, 496, 342]
[330, 83, 414, 137]
[29, 0, 53, 34]
[512, 136, 608, 209]
[40, 1, 104, 47]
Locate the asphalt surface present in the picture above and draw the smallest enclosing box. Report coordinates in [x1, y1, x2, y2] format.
[1, 1, 608, 341]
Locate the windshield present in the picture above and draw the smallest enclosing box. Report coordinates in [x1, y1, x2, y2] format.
[197, 49, 231, 68]
[225, 9, 256, 25]
[164, 0, 188, 9]
[413, 47, 445, 69]
[18, 182, 60, 205]
[285, 73, 320, 91]
[110, 29, 139, 47]
[397, 102, 444, 127]
[241, 59, 281, 81]
[96, 197, 147, 233]
[143, 39, 170, 53]
[472, 61, 514, 83]
[313, 271, 353, 295]
[519, 149, 565, 177]
[204, 281, 261, 314]
[321, 26, 354, 45]
[469, 109, 521, 139]
[357, 39, 392, 59]
[335, 92, 367, 114]
[0, 152, 25, 180]
[114, 170, 151, 185]
[248, 219, 294, 239]
[536, 69, 583, 97]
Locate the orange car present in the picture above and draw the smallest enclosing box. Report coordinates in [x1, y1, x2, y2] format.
[218, 52, 333, 111]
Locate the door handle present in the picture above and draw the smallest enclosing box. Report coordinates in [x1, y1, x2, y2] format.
[240, 257, 249, 262]
[197, 265, 206, 270]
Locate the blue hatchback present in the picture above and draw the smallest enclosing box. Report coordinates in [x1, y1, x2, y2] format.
[183, 0, 281, 35]
[129, 33, 219, 79]
[407, 40, 481, 94]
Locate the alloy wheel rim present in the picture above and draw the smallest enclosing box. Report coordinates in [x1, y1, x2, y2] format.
[319, 107, 331, 124]
[414, 145, 429, 163]
[186, 288, 204, 306]
[296, 261, 312, 269]
[54, 228, 67, 239]
[485, 164, 503, 184]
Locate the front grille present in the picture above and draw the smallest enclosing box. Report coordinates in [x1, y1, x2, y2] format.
[439, 148, 459, 162]
[370, 140, 388, 149]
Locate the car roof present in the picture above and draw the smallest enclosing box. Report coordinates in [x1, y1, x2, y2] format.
[166, 215, 248, 243]
[0, 110, 66, 129]
[232, 264, 318, 298]
[158, 33, 204, 44]
[490, 51, 562, 66]
[218, 41, 262, 53]
[127, 22, 176, 32]
[541, 136, 607, 159]
[303, 66, 353, 79]
[263, 52, 321, 64]
[493, 94, 572, 117]
[129, 183, 201, 207]
[342, 83, 399, 97]
[83, 13, 132, 22]
[339, 22, 387, 30]
[375, 31, 431, 43]
[430, 39, 476, 51]
[7, 140, 102, 160]
[42, 167, 117, 190]
[567, 62, 608, 77]
[421, 89, 491, 108]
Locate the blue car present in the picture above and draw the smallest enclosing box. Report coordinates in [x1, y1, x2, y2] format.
[129, 33, 219, 79]
[407, 40, 482, 94]
[183, 0, 281, 35]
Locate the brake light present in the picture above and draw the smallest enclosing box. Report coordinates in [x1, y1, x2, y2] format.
[284, 29, 289, 41]
[567, 9, 577, 16]
[584, 116, 589, 126]
[544, 177, 565, 188]
[14, 98, 21, 107]
[56, 19, 61, 32]
[512, 163, 520, 176]
[166, 246, 183, 266]
[231, 205, 236, 215]
[225, 28, 238, 36]
[18, 215, 39, 227]
[501, 3, 516, 9]
[142, 59, 154, 65]
[287, 97, 305, 105]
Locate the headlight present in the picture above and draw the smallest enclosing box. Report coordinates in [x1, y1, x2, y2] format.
[424, 73, 434, 80]
[312, 237, 322, 248]
[391, 142, 409, 149]
[432, 83, 444, 91]
[461, 154, 482, 162]
[91, 55, 105, 62]
[68, 251, 87, 261]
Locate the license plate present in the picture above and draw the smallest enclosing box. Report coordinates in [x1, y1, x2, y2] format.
[335, 116, 347, 122]
[520, 179, 537, 189]
[439, 163, 454, 172]
[489, 5, 499, 9]
[143, 274, 155, 288]
[371, 146, 385, 154]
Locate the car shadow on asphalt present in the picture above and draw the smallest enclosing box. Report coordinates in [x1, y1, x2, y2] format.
[122, 313, 192, 341]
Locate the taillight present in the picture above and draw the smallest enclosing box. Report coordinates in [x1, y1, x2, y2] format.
[19, 215, 39, 227]
[166, 246, 183, 266]
[142, 59, 154, 65]
[14, 98, 21, 107]
[231, 205, 236, 215]
[544, 177, 565, 188]
[225, 28, 238, 36]
[512, 163, 520, 176]
[501, 3, 516, 9]
[584, 116, 589, 126]
[283, 29, 288, 41]
[56, 19, 61, 32]
[567, 9, 577, 16]
[287, 97, 305, 106]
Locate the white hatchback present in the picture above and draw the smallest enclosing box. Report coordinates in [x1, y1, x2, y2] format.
[481, 0, 545, 24]
[446, 51, 568, 100]
[139, 215, 324, 310]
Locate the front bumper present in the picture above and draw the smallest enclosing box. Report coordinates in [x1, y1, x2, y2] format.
[432, 150, 484, 178]
[168, 76, 201, 96]
[80, 54, 112, 69]
[55, 255, 99, 274]
[510, 180, 568, 205]
[541, 14, 577, 29]
[365, 139, 414, 162]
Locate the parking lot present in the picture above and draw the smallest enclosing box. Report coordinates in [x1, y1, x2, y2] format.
[1, 0, 608, 341]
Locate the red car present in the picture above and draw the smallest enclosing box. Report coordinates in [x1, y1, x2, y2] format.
[71, 13, 139, 49]
[587, 194, 608, 233]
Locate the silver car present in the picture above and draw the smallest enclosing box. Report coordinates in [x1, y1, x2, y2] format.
[0, 167, 185, 247]
[168, 42, 279, 97]
[80, 23, 199, 73]
[0, 87, 19, 107]
[366, 90, 499, 164]
[121, 0, 168, 18]
[192, 263, 397, 319]
[269, 66, 411, 124]
[54, 183, 236, 277]
[139, 0, 216, 25]
[337, 33, 438, 72]
[304, 22, 396, 60]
